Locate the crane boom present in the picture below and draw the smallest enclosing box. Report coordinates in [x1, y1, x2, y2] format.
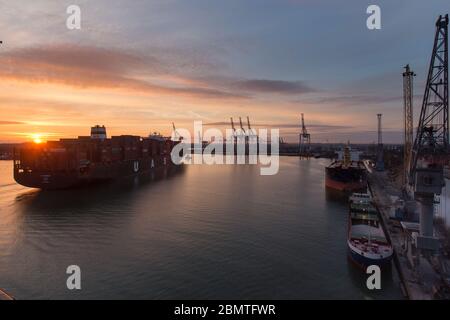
[239, 117, 246, 134]
[410, 14, 449, 184]
[230, 117, 236, 132]
[301, 113, 308, 135]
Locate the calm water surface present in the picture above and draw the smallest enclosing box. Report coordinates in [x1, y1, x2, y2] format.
[0, 158, 403, 299]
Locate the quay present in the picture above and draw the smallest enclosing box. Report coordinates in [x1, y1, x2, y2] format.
[368, 169, 448, 300]
[362, 14, 450, 300]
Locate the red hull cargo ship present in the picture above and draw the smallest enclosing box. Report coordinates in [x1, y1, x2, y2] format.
[325, 144, 367, 192]
[14, 125, 181, 189]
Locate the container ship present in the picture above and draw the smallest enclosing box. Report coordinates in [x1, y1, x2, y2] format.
[13, 125, 182, 189]
[347, 193, 393, 269]
[325, 143, 367, 192]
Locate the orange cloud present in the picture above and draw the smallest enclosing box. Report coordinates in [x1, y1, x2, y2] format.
[0, 44, 328, 143]
[0, 44, 247, 100]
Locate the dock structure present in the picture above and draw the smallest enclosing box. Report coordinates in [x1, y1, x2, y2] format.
[368, 170, 447, 300]
[368, 14, 450, 300]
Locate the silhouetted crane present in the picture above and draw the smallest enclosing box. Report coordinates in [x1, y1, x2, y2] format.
[171, 122, 182, 141]
[299, 113, 311, 156]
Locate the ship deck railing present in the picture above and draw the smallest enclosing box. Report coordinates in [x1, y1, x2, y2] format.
[349, 203, 377, 213]
[350, 212, 379, 222]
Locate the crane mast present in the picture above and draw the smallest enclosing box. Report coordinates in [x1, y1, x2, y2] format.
[403, 65, 416, 186]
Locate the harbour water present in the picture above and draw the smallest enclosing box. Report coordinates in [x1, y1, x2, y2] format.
[0, 158, 403, 299]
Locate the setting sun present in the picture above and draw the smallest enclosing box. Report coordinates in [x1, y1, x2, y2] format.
[31, 134, 43, 144]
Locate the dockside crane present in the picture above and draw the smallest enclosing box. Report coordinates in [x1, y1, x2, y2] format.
[171, 122, 182, 141]
[410, 15, 449, 174]
[299, 113, 311, 156]
[246, 116, 258, 142]
[239, 117, 247, 143]
[408, 14, 449, 254]
[239, 117, 246, 134]
[403, 64, 416, 186]
[246, 116, 253, 136]
[230, 117, 237, 143]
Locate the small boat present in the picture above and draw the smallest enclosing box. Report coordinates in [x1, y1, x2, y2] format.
[347, 192, 393, 269]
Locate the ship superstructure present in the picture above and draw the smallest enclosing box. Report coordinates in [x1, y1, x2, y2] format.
[325, 143, 367, 192]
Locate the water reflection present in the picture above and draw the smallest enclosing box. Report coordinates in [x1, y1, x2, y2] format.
[0, 159, 403, 299]
[14, 165, 186, 213]
[325, 187, 349, 204]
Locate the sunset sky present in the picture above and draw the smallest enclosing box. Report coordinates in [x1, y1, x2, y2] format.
[0, 0, 449, 143]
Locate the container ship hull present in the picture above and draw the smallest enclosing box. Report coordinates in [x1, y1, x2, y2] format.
[13, 126, 182, 190]
[14, 156, 175, 189]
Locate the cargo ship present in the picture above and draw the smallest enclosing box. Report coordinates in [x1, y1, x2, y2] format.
[13, 125, 182, 189]
[325, 143, 366, 192]
[347, 193, 393, 269]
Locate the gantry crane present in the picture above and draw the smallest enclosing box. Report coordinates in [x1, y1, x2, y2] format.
[239, 117, 246, 134]
[246, 116, 258, 142]
[299, 113, 311, 156]
[239, 117, 248, 144]
[230, 117, 237, 143]
[246, 116, 254, 137]
[171, 122, 182, 141]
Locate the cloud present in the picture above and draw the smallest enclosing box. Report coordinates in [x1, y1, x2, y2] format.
[9, 44, 158, 75]
[0, 120, 24, 125]
[300, 94, 424, 107]
[0, 44, 316, 100]
[234, 79, 314, 94]
[301, 95, 402, 106]
[0, 44, 246, 100]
